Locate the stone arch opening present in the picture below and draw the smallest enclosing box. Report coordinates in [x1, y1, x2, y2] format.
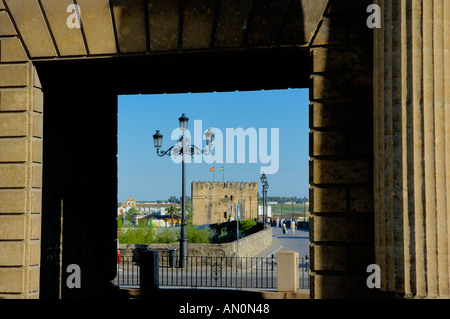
[0, 0, 384, 299]
[34, 50, 310, 298]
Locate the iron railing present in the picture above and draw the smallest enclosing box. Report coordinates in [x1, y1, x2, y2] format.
[159, 255, 277, 289]
[114, 254, 310, 290]
[115, 255, 140, 287]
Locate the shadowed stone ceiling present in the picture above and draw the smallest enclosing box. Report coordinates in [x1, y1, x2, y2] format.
[4, 0, 328, 60]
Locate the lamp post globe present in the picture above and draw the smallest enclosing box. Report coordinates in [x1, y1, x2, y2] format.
[178, 113, 189, 131]
[205, 128, 215, 146]
[260, 173, 267, 186]
[152, 130, 163, 149]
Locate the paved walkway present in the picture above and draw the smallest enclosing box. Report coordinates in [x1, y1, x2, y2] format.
[254, 225, 310, 259]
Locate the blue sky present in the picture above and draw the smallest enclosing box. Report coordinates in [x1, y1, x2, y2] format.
[118, 89, 309, 202]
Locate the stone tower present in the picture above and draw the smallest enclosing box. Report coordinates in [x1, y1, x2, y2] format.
[191, 181, 258, 226]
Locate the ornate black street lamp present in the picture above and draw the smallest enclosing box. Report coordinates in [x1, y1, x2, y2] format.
[153, 114, 214, 268]
[260, 172, 269, 228]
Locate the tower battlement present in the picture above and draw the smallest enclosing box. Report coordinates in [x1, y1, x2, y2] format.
[191, 180, 258, 225]
[192, 180, 258, 191]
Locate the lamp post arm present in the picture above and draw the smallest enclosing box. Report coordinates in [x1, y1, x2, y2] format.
[187, 144, 213, 156]
[156, 145, 176, 157]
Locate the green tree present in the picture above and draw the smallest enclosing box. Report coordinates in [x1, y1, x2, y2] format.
[168, 196, 180, 203]
[239, 219, 257, 236]
[117, 217, 123, 229]
[166, 205, 181, 226]
[125, 206, 140, 225]
[186, 203, 194, 224]
[118, 223, 156, 244]
[182, 224, 214, 243]
[154, 228, 177, 243]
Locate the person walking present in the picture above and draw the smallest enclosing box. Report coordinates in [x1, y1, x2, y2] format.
[117, 230, 122, 271]
[290, 220, 296, 235]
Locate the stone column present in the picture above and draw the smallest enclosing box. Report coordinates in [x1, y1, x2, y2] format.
[309, 0, 375, 299]
[277, 251, 299, 292]
[373, 0, 450, 298]
[0, 4, 43, 298]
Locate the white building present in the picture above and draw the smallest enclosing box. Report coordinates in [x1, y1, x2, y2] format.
[118, 195, 180, 220]
[258, 205, 272, 218]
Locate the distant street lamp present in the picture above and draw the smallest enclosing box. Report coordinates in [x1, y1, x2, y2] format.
[260, 173, 269, 228]
[303, 201, 306, 222]
[153, 114, 214, 268]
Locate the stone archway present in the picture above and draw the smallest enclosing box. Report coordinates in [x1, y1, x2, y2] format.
[0, 0, 449, 300]
[0, 0, 372, 299]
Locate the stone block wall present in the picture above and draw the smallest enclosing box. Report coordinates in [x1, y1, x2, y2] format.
[119, 227, 273, 260]
[0, 3, 43, 298]
[308, 0, 376, 298]
[233, 226, 273, 258]
[373, 0, 450, 298]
